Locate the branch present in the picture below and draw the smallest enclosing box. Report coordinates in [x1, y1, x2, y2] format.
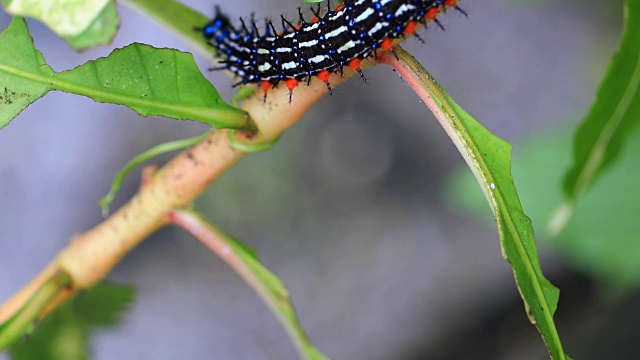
[0, 63, 360, 326]
[0, 271, 71, 349]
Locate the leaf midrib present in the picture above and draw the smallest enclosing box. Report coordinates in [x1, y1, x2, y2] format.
[445, 99, 565, 359]
[572, 48, 640, 200]
[0, 61, 244, 123]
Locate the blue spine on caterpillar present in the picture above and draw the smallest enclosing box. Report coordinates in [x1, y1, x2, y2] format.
[202, 0, 465, 101]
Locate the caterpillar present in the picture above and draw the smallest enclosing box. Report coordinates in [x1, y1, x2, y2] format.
[201, 0, 465, 102]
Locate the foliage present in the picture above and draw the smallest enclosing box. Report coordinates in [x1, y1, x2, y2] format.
[0, 17, 249, 130]
[1, 0, 119, 49]
[384, 48, 567, 358]
[174, 210, 329, 360]
[9, 282, 135, 360]
[5, 0, 637, 358]
[558, 0, 640, 228]
[448, 124, 640, 287]
[448, 0, 640, 289]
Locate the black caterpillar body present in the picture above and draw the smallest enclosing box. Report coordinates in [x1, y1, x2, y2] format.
[202, 0, 464, 99]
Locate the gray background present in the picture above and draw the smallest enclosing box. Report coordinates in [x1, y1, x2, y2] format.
[0, 0, 627, 359]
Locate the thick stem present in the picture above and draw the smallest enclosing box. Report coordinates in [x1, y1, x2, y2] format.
[0, 67, 358, 324]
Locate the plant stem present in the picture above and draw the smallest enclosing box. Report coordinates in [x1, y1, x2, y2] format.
[168, 209, 327, 360]
[0, 271, 71, 350]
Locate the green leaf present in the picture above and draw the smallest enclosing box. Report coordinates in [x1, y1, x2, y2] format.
[62, 1, 120, 50]
[1, 0, 120, 49]
[449, 125, 640, 288]
[388, 48, 569, 359]
[0, 17, 53, 129]
[53, 43, 248, 127]
[177, 210, 328, 360]
[119, 0, 216, 59]
[9, 282, 136, 360]
[0, 18, 250, 130]
[72, 282, 136, 326]
[0, 271, 71, 351]
[560, 0, 640, 226]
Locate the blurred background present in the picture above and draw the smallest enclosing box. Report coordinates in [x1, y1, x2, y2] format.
[1, 0, 635, 359]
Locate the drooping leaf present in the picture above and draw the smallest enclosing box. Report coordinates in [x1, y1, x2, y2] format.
[9, 282, 135, 360]
[449, 124, 640, 288]
[382, 48, 569, 359]
[0, 18, 250, 130]
[174, 210, 327, 360]
[1, 0, 120, 49]
[560, 0, 640, 227]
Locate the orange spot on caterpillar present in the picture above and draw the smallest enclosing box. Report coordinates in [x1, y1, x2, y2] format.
[285, 78, 299, 91]
[335, 3, 345, 11]
[311, 16, 319, 23]
[317, 70, 331, 83]
[445, 0, 457, 7]
[403, 21, 417, 35]
[347, 58, 361, 71]
[261, 80, 271, 93]
[425, 7, 438, 20]
[380, 38, 394, 50]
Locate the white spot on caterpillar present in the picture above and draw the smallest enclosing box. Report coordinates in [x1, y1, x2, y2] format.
[395, 4, 415, 17]
[355, 8, 374, 23]
[258, 62, 272, 72]
[282, 61, 298, 70]
[300, 39, 319, 48]
[325, 26, 348, 39]
[368, 22, 389, 36]
[329, 10, 346, 21]
[304, 22, 321, 32]
[309, 55, 327, 64]
[490, 183, 496, 190]
[338, 40, 357, 53]
[257, 48, 269, 54]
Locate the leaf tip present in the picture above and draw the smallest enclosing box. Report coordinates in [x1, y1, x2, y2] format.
[547, 202, 574, 237]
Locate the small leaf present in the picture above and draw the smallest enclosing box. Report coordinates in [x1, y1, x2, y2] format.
[560, 0, 640, 224]
[0, 18, 250, 130]
[2, 0, 120, 49]
[9, 282, 136, 360]
[0, 271, 71, 352]
[73, 282, 136, 326]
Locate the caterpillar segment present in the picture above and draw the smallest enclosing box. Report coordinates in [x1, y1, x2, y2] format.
[202, 0, 465, 103]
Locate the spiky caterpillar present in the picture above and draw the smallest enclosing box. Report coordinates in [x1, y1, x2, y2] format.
[201, 0, 465, 101]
